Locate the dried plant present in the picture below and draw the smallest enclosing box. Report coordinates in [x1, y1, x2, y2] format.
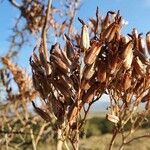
[0, 56, 51, 150]
[106, 29, 150, 150]
[8, 0, 81, 51]
[0, 1, 149, 150]
[30, 2, 150, 149]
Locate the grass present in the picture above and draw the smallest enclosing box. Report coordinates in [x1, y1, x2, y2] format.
[79, 129, 150, 150]
[31, 129, 150, 150]
[1, 112, 150, 150]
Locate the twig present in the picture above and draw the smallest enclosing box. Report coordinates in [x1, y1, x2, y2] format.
[64, 140, 70, 150]
[30, 129, 36, 150]
[41, 0, 52, 61]
[35, 123, 49, 145]
[109, 128, 118, 150]
[40, 0, 52, 75]
[79, 103, 91, 129]
[8, 0, 22, 8]
[125, 134, 150, 145]
[0, 130, 38, 136]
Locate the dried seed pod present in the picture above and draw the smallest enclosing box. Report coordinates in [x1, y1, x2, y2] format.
[106, 114, 119, 124]
[102, 15, 121, 42]
[107, 25, 119, 42]
[75, 34, 81, 47]
[50, 43, 62, 57]
[82, 82, 100, 103]
[65, 34, 75, 61]
[123, 71, 132, 91]
[134, 50, 150, 65]
[52, 81, 73, 102]
[145, 100, 150, 110]
[121, 41, 133, 59]
[57, 75, 72, 91]
[60, 48, 72, 67]
[108, 55, 120, 74]
[138, 35, 147, 56]
[81, 24, 90, 50]
[97, 62, 107, 83]
[122, 41, 133, 70]
[132, 28, 138, 39]
[101, 22, 115, 41]
[84, 41, 102, 65]
[134, 78, 144, 94]
[51, 54, 70, 74]
[121, 36, 131, 44]
[83, 63, 96, 80]
[78, 18, 90, 51]
[39, 51, 50, 74]
[50, 95, 65, 120]
[101, 12, 110, 31]
[68, 105, 79, 122]
[51, 43, 71, 68]
[146, 32, 150, 54]
[145, 73, 150, 89]
[32, 101, 51, 122]
[141, 93, 150, 103]
[134, 57, 146, 76]
[80, 79, 91, 90]
[124, 92, 133, 103]
[61, 75, 74, 89]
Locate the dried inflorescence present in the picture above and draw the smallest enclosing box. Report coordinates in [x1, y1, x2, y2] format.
[1, 56, 37, 100]
[8, 0, 82, 54]
[21, 0, 46, 32]
[30, 7, 150, 149]
[0, 56, 49, 150]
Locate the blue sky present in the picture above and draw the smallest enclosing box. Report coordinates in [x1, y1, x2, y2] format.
[0, 0, 150, 69]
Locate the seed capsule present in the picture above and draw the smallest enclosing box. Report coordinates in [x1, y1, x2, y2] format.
[101, 12, 110, 31]
[122, 41, 133, 70]
[32, 101, 51, 122]
[84, 41, 102, 65]
[123, 71, 132, 91]
[134, 57, 146, 76]
[81, 79, 91, 91]
[97, 63, 107, 83]
[106, 114, 119, 124]
[132, 28, 138, 39]
[146, 32, 150, 54]
[83, 63, 96, 80]
[141, 93, 150, 103]
[82, 83, 100, 103]
[51, 54, 70, 74]
[65, 34, 75, 61]
[101, 22, 115, 41]
[81, 24, 90, 50]
[138, 35, 147, 56]
[78, 17, 90, 51]
[121, 41, 133, 59]
[121, 36, 131, 44]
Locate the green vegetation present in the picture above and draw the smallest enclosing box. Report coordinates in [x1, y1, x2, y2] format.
[85, 117, 113, 137]
[84, 116, 150, 138]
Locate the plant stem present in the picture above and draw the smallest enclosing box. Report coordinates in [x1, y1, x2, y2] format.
[119, 144, 124, 150]
[56, 129, 63, 150]
[30, 129, 37, 150]
[64, 140, 70, 150]
[109, 129, 118, 150]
